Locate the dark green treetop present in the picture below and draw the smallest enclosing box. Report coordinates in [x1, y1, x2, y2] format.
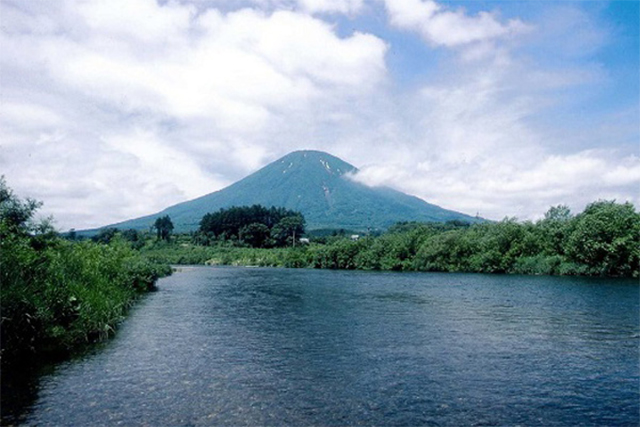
[154, 215, 174, 241]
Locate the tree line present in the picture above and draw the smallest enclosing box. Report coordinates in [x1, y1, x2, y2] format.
[65, 199, 640, 278]
[299, 201, 639, 277]
[136, 200, 639, 278]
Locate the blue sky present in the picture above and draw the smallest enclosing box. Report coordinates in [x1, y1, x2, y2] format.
[1, 0, 638, 230]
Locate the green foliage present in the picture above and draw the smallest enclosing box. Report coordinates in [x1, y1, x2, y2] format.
[283, 247, 314, 268]
[510, 255, 563, 275]
[139, 198, 639, 278]
[0, 176, 43, 235]
[0, 180, 171, 369]
[92, 227, 119, 244]
[198, 205, 305, 248]
[154, 215, 174, 241]
[565, 201, 640, 277]
[414, 229, 472, 272]
[537, 205, 573, 256]
[238, 222, 269, 248]
[271, 215, 305, 247]
[310, 239, 364, 269]
[132, 189, 640, 277]
[203, 247, 291, 267]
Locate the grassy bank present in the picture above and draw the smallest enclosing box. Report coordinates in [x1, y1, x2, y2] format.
[1, 238, 171, 366]
[1, 180, 171, 369]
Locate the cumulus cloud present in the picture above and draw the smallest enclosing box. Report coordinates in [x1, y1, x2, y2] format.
[383, 0, 529, 48]
[352, 48, 640, 220]
[348, 0, 639, 221]
[187, 0, 365, 14]
[297, 0, 364, 14]
[34, 4, 386, 124]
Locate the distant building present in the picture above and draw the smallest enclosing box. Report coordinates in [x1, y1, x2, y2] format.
[299, 238, 310, 244]
[350, 235, 359, 241]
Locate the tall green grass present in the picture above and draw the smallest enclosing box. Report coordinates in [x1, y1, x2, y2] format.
[1, 236, 171, 366]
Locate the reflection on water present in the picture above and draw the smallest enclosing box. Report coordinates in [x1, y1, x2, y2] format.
[7, 268, 640, 426]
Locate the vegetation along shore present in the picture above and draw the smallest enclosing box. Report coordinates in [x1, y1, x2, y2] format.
[126, 202, 637, 278]
[1, 179, 171, 372]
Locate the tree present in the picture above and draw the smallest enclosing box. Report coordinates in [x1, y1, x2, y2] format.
[154, 216, 174, 241]
[92, 228, 119, 244]
[122, 228, 139, 242]
[566, 201, 640, 277]
[0, 176, 42, 237]
[271, 215, 305, 247]
[544, 205, 572, 221]
[537, 205, 573, 256]
[239, 222, 270, 248]
[1, 179, 173, 372]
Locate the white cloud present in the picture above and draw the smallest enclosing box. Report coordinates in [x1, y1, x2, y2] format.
[351, 37, 640, 221]
[0, 102, 62, 134]
[38, 6, 387, 125]
[602, 158, 640, 187]
[297, 0, 364, 14]
[355, 148, 640, 221]
[76, 0, 195, 45]
[384, 0, 529, 48]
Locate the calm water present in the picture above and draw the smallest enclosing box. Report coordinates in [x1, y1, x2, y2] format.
[9, 267, 640, 426]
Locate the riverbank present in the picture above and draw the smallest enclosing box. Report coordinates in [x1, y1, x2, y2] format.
[0, 180, 172, 373]
[140, 240, 638, 277]
[0, 235, 172, 427]
[1, 238, 172, 368]
[136, 200, 639, 278]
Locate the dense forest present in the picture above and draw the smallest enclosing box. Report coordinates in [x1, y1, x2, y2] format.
[136, 201, 639, 278]
[0, 179, 171, 370]
[195, 205, 306, 248]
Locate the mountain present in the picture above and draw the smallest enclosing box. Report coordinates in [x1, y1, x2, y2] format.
[102, 150, 479, 232]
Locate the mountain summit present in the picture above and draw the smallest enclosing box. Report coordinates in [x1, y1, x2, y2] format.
[106, 150, 478, 232]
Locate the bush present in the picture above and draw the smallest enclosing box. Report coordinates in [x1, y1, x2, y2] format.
[566, 201, 640, 277]
[0, 180, 171, 368]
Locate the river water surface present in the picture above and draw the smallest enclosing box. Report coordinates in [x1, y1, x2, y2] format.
[11, 267, 640, 426]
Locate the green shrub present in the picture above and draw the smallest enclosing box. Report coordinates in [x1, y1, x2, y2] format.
[0, 180, 171, 367]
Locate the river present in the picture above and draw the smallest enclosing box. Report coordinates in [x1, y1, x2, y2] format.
[6, 267, 639, 426]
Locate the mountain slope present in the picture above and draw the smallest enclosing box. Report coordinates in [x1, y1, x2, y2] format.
[104, 150, 479, 232]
